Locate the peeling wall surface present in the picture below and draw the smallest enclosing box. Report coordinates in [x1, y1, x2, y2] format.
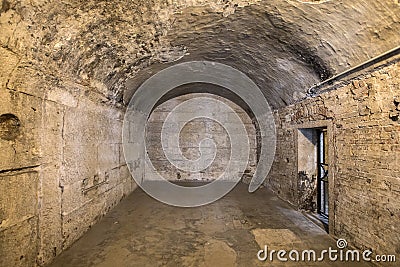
[0, 0, 400, 266]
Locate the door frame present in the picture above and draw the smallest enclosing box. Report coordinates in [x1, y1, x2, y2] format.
[294, 120, 335, 234]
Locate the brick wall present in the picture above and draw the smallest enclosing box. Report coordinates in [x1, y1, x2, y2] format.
[146, 93, 258, 182]
[268, 58, 400, 258]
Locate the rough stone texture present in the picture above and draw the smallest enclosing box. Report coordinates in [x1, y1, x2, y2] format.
[146, 93, 257, 181]
[60, 96, 136, 253]
[1, 0, 399, 109]
[124, 0, 400, 108]
[146, 92, 257, 182]
[1, 0, 400, 266]
[0, 45, 136, 267]
[0, 170, 39, 266]
[0, 87, 136, 267]
[267, 58, 400, 260]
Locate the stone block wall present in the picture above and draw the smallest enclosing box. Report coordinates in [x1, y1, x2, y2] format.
[268, 58, 400, 258]
[146, 93, 258, 182]
[0, 46, 136, 267]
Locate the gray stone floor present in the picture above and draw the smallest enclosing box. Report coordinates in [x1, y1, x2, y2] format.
[48, 183, 374, 267]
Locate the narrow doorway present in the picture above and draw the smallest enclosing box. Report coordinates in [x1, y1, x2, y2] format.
[297, 127, 330, 232]
[317, 128, 329, 225]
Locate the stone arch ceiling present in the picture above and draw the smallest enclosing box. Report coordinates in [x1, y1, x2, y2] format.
[1, 0, 399, 109]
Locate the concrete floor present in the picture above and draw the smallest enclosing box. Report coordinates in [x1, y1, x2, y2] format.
[48, 183, 373, 267]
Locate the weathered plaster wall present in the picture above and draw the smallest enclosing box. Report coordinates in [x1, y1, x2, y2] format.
[268, 58, 400, 258]
[146, 93, 257, 182]
[0, 46, 135, 267]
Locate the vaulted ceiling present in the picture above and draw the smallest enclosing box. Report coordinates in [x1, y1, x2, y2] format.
[1, 0, 399, 109]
